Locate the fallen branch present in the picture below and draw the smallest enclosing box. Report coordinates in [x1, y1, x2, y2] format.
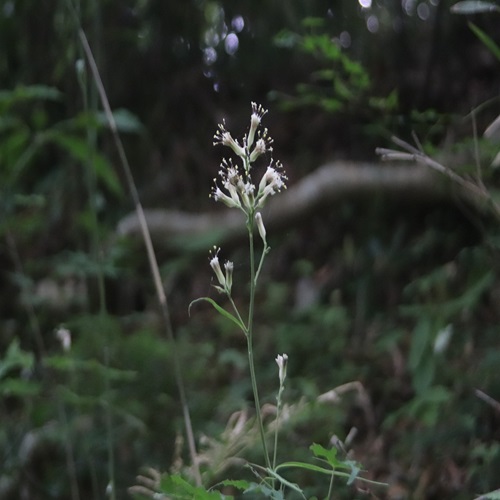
[116, 160, 480, 250]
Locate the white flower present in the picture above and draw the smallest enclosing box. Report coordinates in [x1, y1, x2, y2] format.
[214, 122, 246, 158]
[256, 161, 287, 207]
[209, 247, 226, 289]
[249, 129, 273, 163]
[212, 185, 240, 208]
[247, 102, 268, 149]
[211, 159, 243, 208]
[55, 327, 71, 352]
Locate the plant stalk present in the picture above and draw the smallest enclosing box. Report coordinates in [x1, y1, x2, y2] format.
[246, 218, 272, 471]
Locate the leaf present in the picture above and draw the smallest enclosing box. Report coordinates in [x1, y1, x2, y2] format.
[476, 488, 500, 499]
[310, 443, 342, 467]
[159, 474, 227, 499]
[275, 460, 333, 475]
[451, 1, 500, 14]
[243, 482, 285, 499]
[412, 353, 435, 395]
[45, 356, 136, 381]
[0, 85, 62, 106]
[48, 133, 123, 195]
[264, 469, 305, 498]
[275, 459, 388, 488]
[95, 108, 144, 134]
[408, 318, 432, 372]
[0, 378, 41, 397]
[0, 339, 34, 380]
[273, 30, 301, 49]
[189, 297, 246, 332]
[219, 479, 251, 491]
[345, 460, 362, 485]
[468, 22, 500, 61]
[301, 16, 326, 29]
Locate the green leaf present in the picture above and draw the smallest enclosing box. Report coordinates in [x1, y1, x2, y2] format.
[412, 353, 436, 394]
[0, 339, 34, 380]
[45, 356, 136, 381]
[48, 133, 123, 195]
[264, 469, 305, 498]
[301, 17, 326, 29]
[189, 297, 246, 332]
[273, 30, 301, 49]
[0, 85, 62, 106]
[0, 378, 41, 397]
[451, 1, 500, 14]
[219, 479, 251, 491]
[310, 443, 342, 468]
[243, 482, 285, 499]
[408, 318, 432, 371]
[95, 108, 145, 134]
[468, 22, 500, 61]
[159, 474, 227, 499]
[274, 459, 388, 488]
[275, 460, 333, 475]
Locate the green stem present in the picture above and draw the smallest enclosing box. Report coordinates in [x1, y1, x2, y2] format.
[272, 386, 283, 470]
[247, 217, 272, 471]
[254, 241, 269, 285]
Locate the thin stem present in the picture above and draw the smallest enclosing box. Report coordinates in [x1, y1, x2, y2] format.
[57, 395, 80, 500]
[327, 471, 335, 499]
[74, 22, 201, 486]
[246, 218, 272, 471]
[272, 387, 283, 470]
[254, 242, 269, 285]
[103, 346, 116, 500]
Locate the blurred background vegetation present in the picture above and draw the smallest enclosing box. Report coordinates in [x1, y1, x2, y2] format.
[1, 0, 500, 498]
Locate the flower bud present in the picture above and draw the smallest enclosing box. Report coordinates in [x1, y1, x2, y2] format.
[224, 261, 234, 293]
[275, 353, 288, 386]
[255, 212, 266, 244]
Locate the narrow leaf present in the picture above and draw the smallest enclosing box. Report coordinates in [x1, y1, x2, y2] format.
[275, 460, 333, 475]
[265, 468, 305, 497]
[0, 85, 62, 106]
[468, 22, 500, 61]
[189, 297, 246, 332]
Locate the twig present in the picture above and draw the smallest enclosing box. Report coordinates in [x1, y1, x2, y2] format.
[376, 135, 500, 220]
[475, 388, 500, 413]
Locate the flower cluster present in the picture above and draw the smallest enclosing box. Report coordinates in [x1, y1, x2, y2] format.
[209, 103, 286, 294]
[211, 102, 287, 215]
